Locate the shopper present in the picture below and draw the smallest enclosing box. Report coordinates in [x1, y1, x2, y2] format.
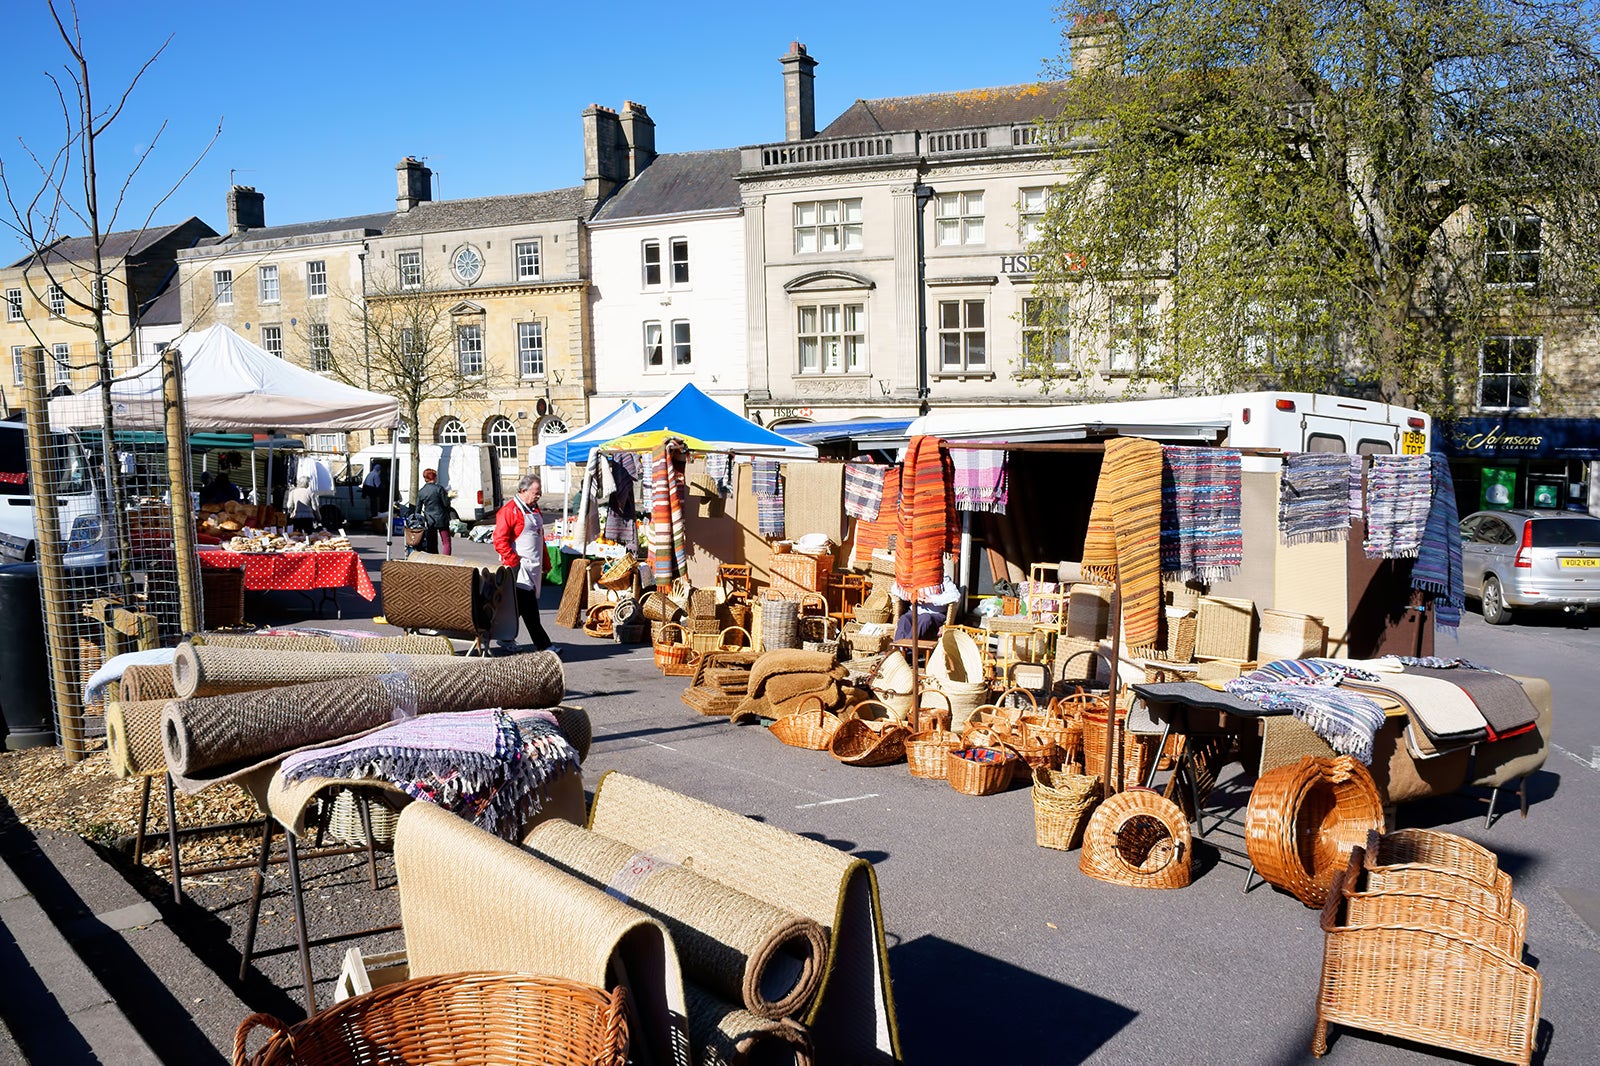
[492, 473, 552, 653]
[417, 468, 451, 555]
[284, 475, 320, 535]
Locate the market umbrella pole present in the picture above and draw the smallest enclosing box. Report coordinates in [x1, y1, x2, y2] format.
[1105, 578, 1122, 792]
[910, 599, 920, 710]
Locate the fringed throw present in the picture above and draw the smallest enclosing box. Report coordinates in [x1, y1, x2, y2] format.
[650, 443, 691, 584]
[752, 459, 785, 538]
[1279, 453, 1355, 545]
[843, 463, 887, 521]
[1363, 454, 1432, 558]
[895, 436, 956, 597]
[1159, 446, 1242, 583]
[282, 708, 579, 841]
[1410, 453, 1464, 628]
[1081, 437, 1164, 653]
[952, 448, 1008, 514]
[1224, 676, 1387, 765]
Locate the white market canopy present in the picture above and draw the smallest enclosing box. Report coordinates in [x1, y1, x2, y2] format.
[48, 323, 399, 433]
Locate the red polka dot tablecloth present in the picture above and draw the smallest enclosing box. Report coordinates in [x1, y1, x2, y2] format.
[198, 549, 377, 601]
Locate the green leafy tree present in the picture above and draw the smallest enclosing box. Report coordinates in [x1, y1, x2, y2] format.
[1024, 0, 1600, 415]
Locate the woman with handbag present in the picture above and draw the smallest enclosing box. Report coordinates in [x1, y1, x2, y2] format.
[417, 467, 451, 555]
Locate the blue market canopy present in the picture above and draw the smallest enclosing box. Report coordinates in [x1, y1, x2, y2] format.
[538, 384, 816, 463]
[527, 400, 646, 466]
[774, 417, 914, 447]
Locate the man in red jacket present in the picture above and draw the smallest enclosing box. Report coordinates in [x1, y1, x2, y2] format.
[492, 473, 553, 653]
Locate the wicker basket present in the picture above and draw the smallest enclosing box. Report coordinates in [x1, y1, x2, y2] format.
[904, 696, 960, 780]
[1257, 609, 1328, 662]
[1078, 788, 1192, 889]
[1066, 584, 1112, 639]
[1164, 613, 1198, 664]
[325, 790, 400, 847]
[1054, 636, 1103, 685]
[653, 623, 696, 675]
[760, 595, 801, 652]
[801, 616, 841, 660]
[685, 614, 723, 635]
[1360, 830, 1516, 916]
[681, 685, 744, 716]
[583, 603, 615, 639]
[1195, 594, 1257, 661]
[1078, 693, 1154, 793]
[769, 695, 840, 750]
[640, 589, 681, 624]
[845, 621, 891, 659]
[770, 551, 830, 592]
[596, 554, 638, 590]
[1338, 847, 1527, 958]
[234, 972, 629, 1066]
[1032, 767, 1103, 851]
[201, 564, 246, 629]
[1245, 755, 1384, 907]
[946, 746, 1018, 796]
[829, 717, 909, 767]
[613, 621, 647, 645]
[687, 586, 719, 619]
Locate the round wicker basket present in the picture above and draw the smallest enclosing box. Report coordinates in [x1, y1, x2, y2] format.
[1244, 755, 1383, 907]
[1078, 788, 1191, 888]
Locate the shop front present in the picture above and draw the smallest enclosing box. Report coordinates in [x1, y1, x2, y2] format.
[1442, 416, 1600, 515]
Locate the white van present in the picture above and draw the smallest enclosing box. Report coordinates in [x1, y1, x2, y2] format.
[0, 420, 107, 566]
[349, 443, 504, 522]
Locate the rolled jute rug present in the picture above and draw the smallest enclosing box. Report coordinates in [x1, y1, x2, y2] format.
[550, 704, 593, 763]
[588, 772, 900, 1063]
[171, 643, 484, 699]
[163, 652, 566, 792]
[120, 664, 178, 705]
[395, 803, 690, 1066]
[105, 696, 171, 779]
[188, 631, 455, 654]
[686, 981, 814, 1066]
[526, 820, 827, 1020]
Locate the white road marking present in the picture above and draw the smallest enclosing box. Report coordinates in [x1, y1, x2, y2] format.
[1551, 742, 1600, 772]
[795, 793, 880, 809]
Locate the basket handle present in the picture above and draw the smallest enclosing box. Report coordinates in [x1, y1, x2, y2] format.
[797, 591, 828, 616]
[657, 622, 685, 644]
[853, 698, 902, 726]
[796, 693, 830, 723]
[995, 686, 1039, 714]
[718, 626, 752, 648]
[233, 1012, 293, 1066]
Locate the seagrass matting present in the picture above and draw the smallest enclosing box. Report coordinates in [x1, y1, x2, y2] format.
[105, 696, 170, 779]
[685, 981, 815, 1066]
[190, 631, 456, 654]
[171, 643, 484, 698]
[164, 651, 566, 792]
[587, 772, 900, 1062]
[120, 664, 178, 704]
[379, 560, 481, 634]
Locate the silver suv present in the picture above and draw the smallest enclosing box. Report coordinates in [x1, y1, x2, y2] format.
[1460, 509, 1600, 624]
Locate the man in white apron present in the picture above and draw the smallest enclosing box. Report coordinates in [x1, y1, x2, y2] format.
[492, 473, 553, 653]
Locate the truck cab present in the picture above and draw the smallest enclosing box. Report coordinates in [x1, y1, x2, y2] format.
[0, 419, 107, 567]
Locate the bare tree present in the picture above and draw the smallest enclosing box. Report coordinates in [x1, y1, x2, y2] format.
[0, 0, 218, 593]
[311, 263, 496, 507]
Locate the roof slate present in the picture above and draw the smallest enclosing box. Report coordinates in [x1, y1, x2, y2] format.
[193, 211, 394, 250]
[594, 149, 742, 221]
[10, 218, 214, 269]
[818, 81, 1070, 137]
[384, 187, 586, 234]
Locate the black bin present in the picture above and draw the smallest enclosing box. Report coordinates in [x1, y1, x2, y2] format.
[0, 563, 55, 749]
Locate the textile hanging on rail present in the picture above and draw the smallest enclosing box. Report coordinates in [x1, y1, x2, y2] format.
[1159, 446, 1242, 583]
[1362, 454, 1432, 559]
[605, 453, 639, 551]
[752, 459, 785, 538]
[1410, 453, 1463, 629]
[843, 463, 887, 522]
[850, 467, 901, 566]
[895, 436, 957, 598]
[784, 461, 847, 543]
[649, 442, 690, 584]
[571, 449, 604, 551]
[704, 453, 733, 498]
[952, 448, 1008, 514]
[1278, 452, 1355, 545]
[1081, 436, 1164, 654]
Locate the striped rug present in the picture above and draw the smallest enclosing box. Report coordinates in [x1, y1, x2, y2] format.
[1081, 436, 1164, 653]
[895, 436, 955, 597]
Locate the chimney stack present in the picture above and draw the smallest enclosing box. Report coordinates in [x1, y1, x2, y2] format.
[619, 101, 657, 179]
[395, 157, 433, 213]
[582, 104, 628, 212]
[780, 42, 818, 142]
[227, 185, 265, 234]
[1069, 13, 1123, 76]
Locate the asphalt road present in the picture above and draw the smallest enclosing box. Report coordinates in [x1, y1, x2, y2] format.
[90, 538, 1600, 1064]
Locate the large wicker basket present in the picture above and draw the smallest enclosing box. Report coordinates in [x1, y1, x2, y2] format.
[1032, 767, 1102, 851]
[768, 695, 840, 751]
[905, 696, 960, 780]
[1257, 609, 1328, 662]
[233, 972, 629, 1066]
[652, 623, 696, 676]
[1078, 788, 1191, 888]
[828, 716, 909, 767]
[946, 746, 1018, 796]
[1194, 594, 1257, 661]
[1245, 755, 1384, 907]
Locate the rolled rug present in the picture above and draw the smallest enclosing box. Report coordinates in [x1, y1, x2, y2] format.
[105, 696, 171, 779]
[164, 651, 566, 792]
[686, 981, 814, 1066]
[121, 664, 178, 704]
[526, 819, 826, 1020]
[189, 631, 456, 655]
[171, 643, 482, 699]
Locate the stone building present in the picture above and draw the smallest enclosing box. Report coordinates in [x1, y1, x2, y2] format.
[0, 218, 216, 407]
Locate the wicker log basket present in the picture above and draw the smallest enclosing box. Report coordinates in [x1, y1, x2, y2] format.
[1360, 829, 1517, 916]
[828, 714, 910, 767]
[760, 594, 801, 652]
[946, 745, 1019, 797]
[233, 972, 629, 1066]
[1032, 767, 1102, 851]
[1338, 846, 1527, 958]
[1245, 755, 1384, 908]
[768, 695, 841, 751]
[1078, 788, 1192, 889]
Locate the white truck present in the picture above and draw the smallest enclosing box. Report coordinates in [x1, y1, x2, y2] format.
[0, 419, 107, 566]
[347, 443, 505, 523]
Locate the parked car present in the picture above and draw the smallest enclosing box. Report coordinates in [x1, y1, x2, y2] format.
[1460, 509, 1600, 624]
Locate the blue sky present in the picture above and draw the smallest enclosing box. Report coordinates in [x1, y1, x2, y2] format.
[1, 0, 1068, 258]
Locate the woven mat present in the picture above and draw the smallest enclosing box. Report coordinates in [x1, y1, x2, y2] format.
[172, 643, 485, 698]
[1081, 436, 1164, 652]
[783, 462, 847, 545]
[105, 696, 170, 778]
[120, 664, 178, 704]
[166, 652, 566, 792]
[379, 560, 481, 634]
[191, 631, 455, 654]
[527, 819, 825, 1020]
[686, 981, 815, 1066]
[588, 772, 899, 1062]
[395, 802, 690, 1066]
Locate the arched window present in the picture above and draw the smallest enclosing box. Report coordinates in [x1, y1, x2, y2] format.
[487, 416, 518, 460]
[436, 417, 467, 445]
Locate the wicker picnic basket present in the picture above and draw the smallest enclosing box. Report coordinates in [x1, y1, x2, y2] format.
[233, 972, 629, 1066]
[1032, 766, 1102, 851]
[1078, 788, 1192, 888]
[1245, 755, 1384, 907]
[829, 715, 909, 767]
[905, 697, 960, 781]
[583, 603, 615, 639]
[946, 745, 1019, 796]
[653, 623, 697, 676]
[596, 554, 638, 591]
[768, 695, 840, 751]
[1022, 700, 1084, 773]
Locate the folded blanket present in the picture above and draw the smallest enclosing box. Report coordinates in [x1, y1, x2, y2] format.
[1402, 664, 1536, 740]
[764, 669, 847, 706]
[843, 463, 888, 521]
[1279, 453, 1354, 545]
[1363, 454, 1432, 558]
[1224, 676, 1388, 764]
[282, 708, 577, 841]
[732, 682, 843, 724]
[749, 649, 842, 692]
[1346, 675, 1488, 746]
[952, 448, 1008, 514]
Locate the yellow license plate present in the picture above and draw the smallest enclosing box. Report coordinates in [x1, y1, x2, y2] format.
[1560, 557, 1599, 568]
[1401, 431, 1427, 455]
